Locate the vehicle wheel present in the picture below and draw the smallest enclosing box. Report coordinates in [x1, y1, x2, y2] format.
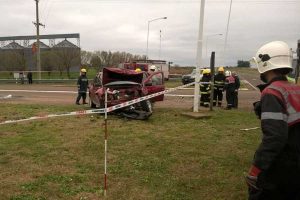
[140, 100, 152, 113]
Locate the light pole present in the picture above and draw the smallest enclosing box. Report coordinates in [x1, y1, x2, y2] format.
[193, 0, 206, 112]
[205, 34, 223, 57]
[146, 17, 167, 60]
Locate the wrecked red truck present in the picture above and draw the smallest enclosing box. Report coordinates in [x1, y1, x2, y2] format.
[89, 67, 165, 119]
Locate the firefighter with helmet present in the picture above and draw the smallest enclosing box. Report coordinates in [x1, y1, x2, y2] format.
[213, 67, 226, 106]
[246, 41, 300, 199]
[149, 65, 156, 73]
[224, 70, 236, 109]
[135, 68, 142, 72]
[76, 68, 89, 105]
[232, 71, 240, 108]
[200, 69, 211, 107]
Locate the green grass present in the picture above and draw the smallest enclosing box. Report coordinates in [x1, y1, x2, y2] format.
[0, 103, 261, 199]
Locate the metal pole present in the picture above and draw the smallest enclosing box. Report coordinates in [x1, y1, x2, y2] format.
[104, 88, 108, 196]
[193, 0, 206, 112]
[209, 52, 215, 111]
[35, 0, 41, 80]
[146, 21, 150, 60]
[223, 0, 233, 64]
[159, 30, 162, 60]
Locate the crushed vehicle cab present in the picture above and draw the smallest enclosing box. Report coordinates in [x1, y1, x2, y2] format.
[89, 67, 165, 120]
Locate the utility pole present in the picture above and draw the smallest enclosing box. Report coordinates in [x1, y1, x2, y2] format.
[193, 0, 206, 112]
[34, 0, 44, 80]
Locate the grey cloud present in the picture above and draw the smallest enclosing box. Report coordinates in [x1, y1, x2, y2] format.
[1, 0, 299, 66]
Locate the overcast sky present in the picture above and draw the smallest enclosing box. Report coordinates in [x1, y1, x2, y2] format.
[1, 0, 299, 66]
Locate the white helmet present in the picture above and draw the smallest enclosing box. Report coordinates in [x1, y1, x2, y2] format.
[150, 65, 156, 71]
[225, 70, 231, 77]
[251, 41, 293, 74]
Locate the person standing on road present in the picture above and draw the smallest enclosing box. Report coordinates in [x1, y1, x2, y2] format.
[27, 71, 33, 84]
[200, 69, 211, 107]
[224, 70, 236, 109]
[232, 71, 240, 108]
[246, 41, 300, 200]
[76, 68, 89, 105]
[213, 67, 226, 107]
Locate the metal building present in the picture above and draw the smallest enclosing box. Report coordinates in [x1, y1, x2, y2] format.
[0, 33, 81, 71]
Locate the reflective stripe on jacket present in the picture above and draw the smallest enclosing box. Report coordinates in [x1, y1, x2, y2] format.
[261, 80, 300, 126]
[253, 77, 300, 174]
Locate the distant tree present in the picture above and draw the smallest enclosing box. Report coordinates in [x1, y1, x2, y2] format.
[41, 51, 56, 77]
[1, 51, 26, 71]
[81, 50, 93, 66]
[237, 60, 250, 68]
[53, 48, 81, 78]
[91, 55, 102, 71]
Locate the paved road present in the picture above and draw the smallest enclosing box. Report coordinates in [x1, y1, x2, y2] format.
[0, 83, 260, 110]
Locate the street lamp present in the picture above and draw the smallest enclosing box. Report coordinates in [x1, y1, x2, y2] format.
[205, 33, 223, 57]
[146, 16, 167, 60]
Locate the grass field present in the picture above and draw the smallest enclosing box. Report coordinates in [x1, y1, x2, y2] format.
[0, 103, 261, 200]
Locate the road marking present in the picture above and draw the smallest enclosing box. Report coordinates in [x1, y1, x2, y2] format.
[243, 80, 258, 91]
[0, 94, 12, 99]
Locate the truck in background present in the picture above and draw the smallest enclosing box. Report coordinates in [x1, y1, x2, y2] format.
[119, 60, 171, 80]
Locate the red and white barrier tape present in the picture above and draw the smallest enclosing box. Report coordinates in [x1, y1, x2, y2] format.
[0, 82, 200, 125]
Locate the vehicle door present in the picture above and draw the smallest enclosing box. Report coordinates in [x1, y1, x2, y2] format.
[144, 72, 165, 102]
[89, 74, 103, 106]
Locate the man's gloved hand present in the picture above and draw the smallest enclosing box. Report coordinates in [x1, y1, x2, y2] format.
[245, 165, 261, 190]
[253, 101, 261, 119]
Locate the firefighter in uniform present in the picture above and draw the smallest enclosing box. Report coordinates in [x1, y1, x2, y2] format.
[200, 69, 211, 107]
[232, 71, 240, 108]
[213, 67, 226, 106]
[246, 41, 300, 200]
[224, 70, 236, 109]
[76, 68, 89, 105]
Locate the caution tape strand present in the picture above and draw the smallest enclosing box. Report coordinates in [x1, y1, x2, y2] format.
[0, 82, 199, 125]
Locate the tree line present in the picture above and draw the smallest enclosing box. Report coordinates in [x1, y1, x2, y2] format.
[0, 49, 146, 78]
[81, 50, 146, 70]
